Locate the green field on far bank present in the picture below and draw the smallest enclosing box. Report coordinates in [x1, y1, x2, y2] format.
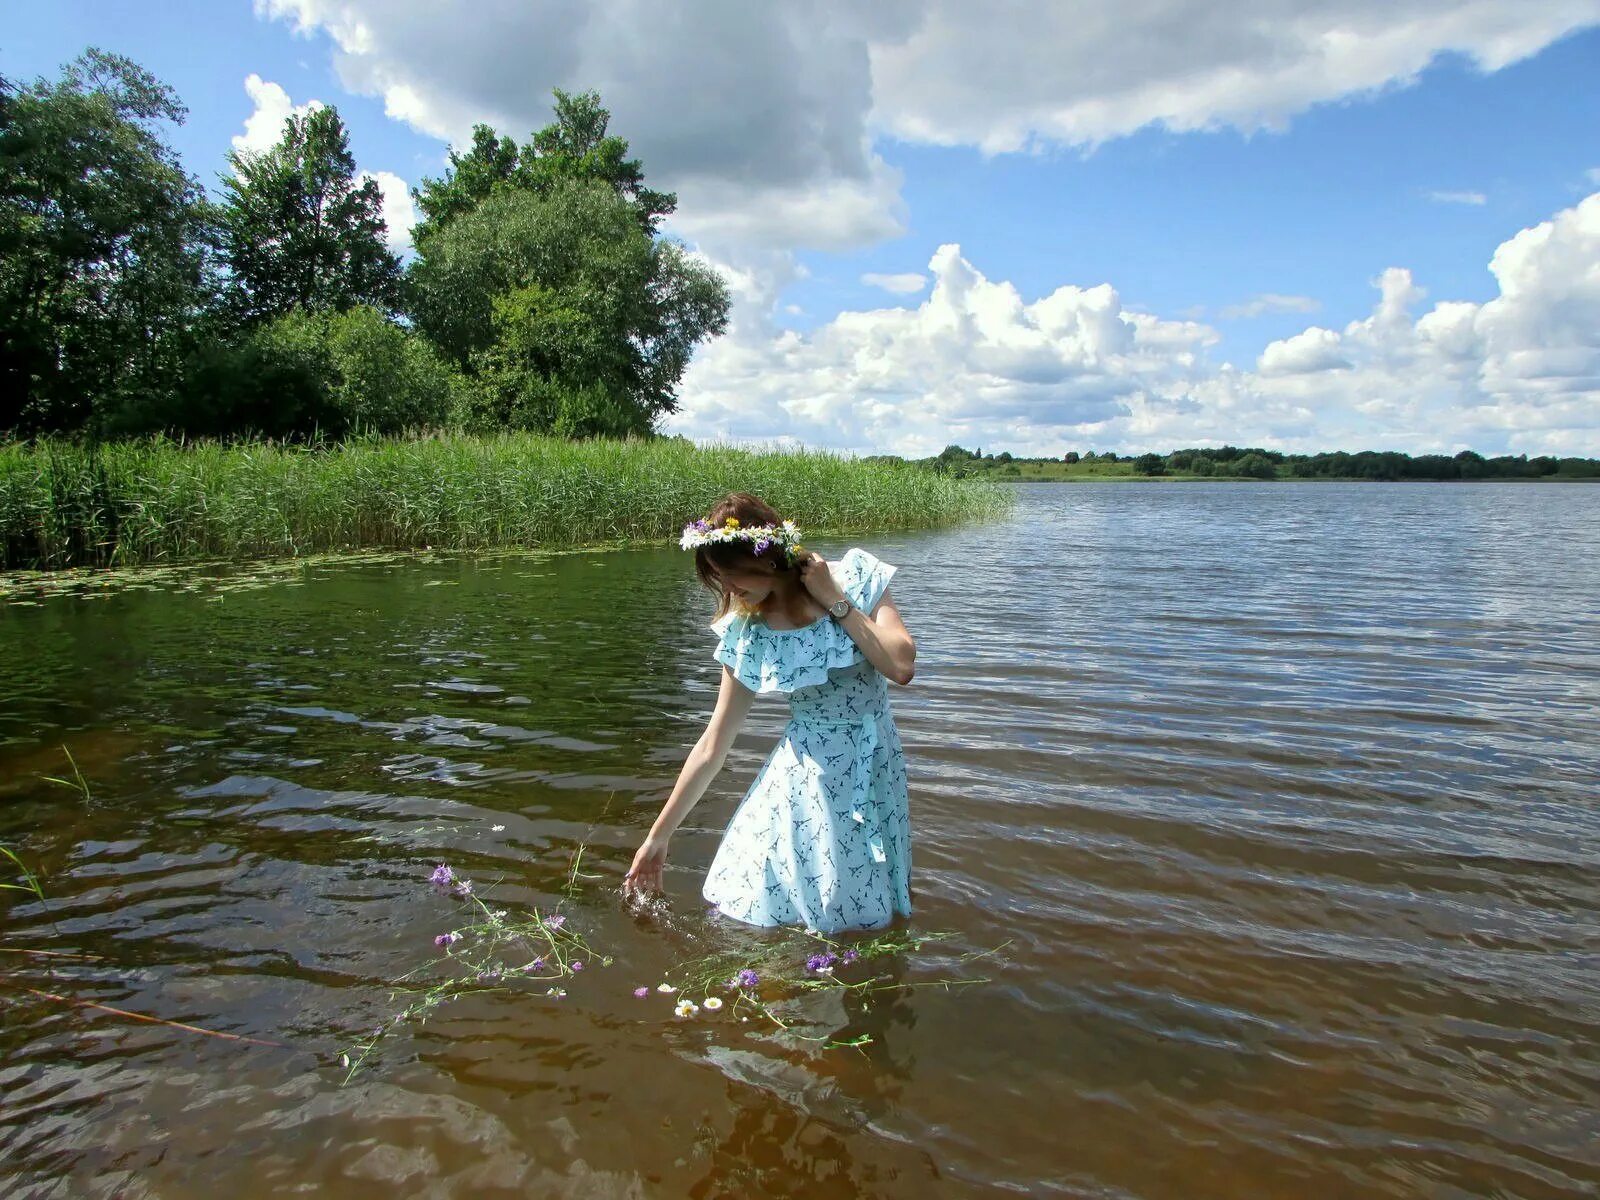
[915, 444, 1600, 483]
[0, 434, 1012, 573]
[967, 460, 1600, 482]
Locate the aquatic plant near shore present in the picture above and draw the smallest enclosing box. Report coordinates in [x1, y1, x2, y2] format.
[642, 926, 1002, 1049]
[336, 864, 608, 1084]
[0, 433, 1013, 572]
[337, 858, 1007, 1080]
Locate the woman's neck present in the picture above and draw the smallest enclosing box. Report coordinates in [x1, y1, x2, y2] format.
[757, 573, 819, 623]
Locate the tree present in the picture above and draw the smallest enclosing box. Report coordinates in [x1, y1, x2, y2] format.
[217, 104, 400, 324]
[0, 49, 217, 435]
[410, 180, 726, 435]
[1134, 452, 1165, 475]
[1234, 451, 1278, 480]
[155, 306, 461, 440]
[411, 89, 676, 247]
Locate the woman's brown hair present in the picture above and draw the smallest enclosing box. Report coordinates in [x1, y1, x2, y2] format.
[688, 492, 801, 624]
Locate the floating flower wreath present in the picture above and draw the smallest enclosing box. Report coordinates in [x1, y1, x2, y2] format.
[679, 515, 806, 564]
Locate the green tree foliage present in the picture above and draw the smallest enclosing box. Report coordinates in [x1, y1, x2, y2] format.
[218, 104, 400, 324]
[404, 90, 722, 437]
[144, 306, 461, 439]
[408, 177, 726, 437]
[411, 89, 677, 246]
[0, 49, 217, 435]
[1231, 451, 1277, 479]
[1134, 452, 1165, 475]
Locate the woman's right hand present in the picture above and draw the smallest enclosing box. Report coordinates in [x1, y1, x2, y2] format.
[621, 836, 670, 900]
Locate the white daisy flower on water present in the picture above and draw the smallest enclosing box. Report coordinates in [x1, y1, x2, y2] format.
[702, 997, 723, 1011]
[656, 983, 677, 993]
[675, 999, 699, 1017]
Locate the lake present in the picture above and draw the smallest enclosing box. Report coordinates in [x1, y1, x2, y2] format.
[2, 481, 1597, 1198]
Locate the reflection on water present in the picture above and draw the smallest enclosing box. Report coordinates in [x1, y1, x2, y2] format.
[2, 483, 1598, 1198]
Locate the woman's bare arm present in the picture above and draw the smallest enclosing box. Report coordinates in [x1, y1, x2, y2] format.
[621, 664, 756, 897]
[796, 553, 916, 685]
[834, 588, 917, 685]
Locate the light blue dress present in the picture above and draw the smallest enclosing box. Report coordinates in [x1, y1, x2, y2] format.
[702, 547, 912, 934]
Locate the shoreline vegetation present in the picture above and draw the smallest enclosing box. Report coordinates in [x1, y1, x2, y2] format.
[0, 434, 1012, 573]
[917, 443, 1600, 483]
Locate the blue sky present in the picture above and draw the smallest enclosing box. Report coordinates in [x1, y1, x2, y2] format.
[7, 3, 1599, 457]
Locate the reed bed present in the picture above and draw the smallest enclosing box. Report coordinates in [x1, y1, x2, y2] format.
[0, 434, 1012, 570]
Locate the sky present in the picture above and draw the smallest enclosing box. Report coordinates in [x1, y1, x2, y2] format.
[7, 1, 1600, 459]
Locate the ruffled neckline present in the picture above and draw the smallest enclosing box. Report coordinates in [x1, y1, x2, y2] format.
[710, 547, 882, 694]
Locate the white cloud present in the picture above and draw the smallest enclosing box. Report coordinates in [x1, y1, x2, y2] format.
[233, 73, 324, 156]
[868, 1, 1599, 153]
[1257, 327, 1351, 375]
[359, 169, 418, 254]
[253, 0, 1598, 269]
[1428, 190, 1489, 205]
[668, 194, 1600, 458]
[233, 76, 417, 254]
[862, 272, 929, 295]
[666, 242, 1217, 457]
[1218, 293, 1321, 320]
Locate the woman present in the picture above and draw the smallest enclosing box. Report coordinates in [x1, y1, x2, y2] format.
[621, 491, 917, 933]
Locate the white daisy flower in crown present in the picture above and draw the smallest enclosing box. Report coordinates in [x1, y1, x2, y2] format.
[679, 513, 806, 563]
[675, 998, 699, 1017]
[702, 996, 723, 1011]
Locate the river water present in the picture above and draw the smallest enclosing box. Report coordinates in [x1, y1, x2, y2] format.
[2, 481, 1597, 1198]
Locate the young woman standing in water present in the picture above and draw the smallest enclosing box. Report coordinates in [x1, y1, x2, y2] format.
[621, 492, 916, 933]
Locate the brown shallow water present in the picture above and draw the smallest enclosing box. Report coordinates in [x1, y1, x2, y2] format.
[1, 481, 1597, 1198]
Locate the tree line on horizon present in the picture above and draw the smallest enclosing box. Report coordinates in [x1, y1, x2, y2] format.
[0, 48, 730, 443]
[922, 444, 1600, 480]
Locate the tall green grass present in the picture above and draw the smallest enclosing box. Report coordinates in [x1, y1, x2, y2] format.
[0, 434, 1013, 570]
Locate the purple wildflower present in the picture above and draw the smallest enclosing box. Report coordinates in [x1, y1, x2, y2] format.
[546, 913, 565, 930]
[633, 986, 650, 998]
[841, 949, 859, 965]
[571, 961, 584, 971]
[454, 878, 473, 897]
[805, 952, 838, 973]
[735, 968, 760, 989]
[434, 931, 460, 947]
[531, 957, 545, 970]
[429, 864, 454, 889]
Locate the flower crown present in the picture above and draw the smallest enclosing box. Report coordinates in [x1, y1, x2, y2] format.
[679, 515, 806, 563]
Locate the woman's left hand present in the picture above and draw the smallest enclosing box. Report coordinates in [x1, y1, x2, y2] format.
[797, 551, 846, 608]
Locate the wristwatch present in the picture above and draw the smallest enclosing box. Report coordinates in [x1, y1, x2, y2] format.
[828, 597, 853, 620]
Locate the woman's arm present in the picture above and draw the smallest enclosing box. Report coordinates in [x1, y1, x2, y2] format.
[796, 552, 916, 685]
[834, 588, 916, 685]
[621, 664, 756, 898]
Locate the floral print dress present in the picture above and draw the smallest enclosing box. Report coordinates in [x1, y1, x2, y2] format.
[702, 547, 912, 933]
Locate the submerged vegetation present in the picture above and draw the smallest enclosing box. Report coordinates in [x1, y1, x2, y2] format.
[338, 858, 1001, 1082]
[0, 434, 1013, 570]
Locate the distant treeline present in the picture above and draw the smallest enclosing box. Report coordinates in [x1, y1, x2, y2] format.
[918, 444, 1600, 481]
[1, 49, 728, 444]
